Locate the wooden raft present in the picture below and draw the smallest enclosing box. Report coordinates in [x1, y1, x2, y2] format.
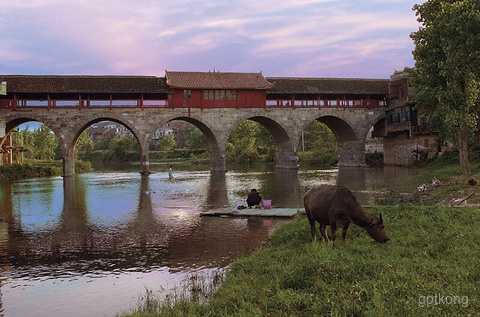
[201, 207, 305, 218]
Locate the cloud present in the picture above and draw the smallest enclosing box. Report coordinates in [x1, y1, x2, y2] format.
[0, 0, 418, 77]
[0, 0, 62, 8]
[236, 0, 338, 13]
[0, 39, 32, 62]
[248, 10, 416, 56]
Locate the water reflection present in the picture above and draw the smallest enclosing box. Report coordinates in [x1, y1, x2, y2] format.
[204, 172, 229, 210]
[1, 170, 292, 270]
[0, 182, 17, 255]
[0, 166, 415, 317]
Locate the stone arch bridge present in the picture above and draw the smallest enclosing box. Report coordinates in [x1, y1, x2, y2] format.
[0, 73, 389, 176]
[1, 106, 385, 175]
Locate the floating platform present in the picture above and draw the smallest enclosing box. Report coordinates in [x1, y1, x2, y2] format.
[201, 207, 305, 218]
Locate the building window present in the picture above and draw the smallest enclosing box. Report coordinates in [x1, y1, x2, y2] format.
[183, 90, 191, 99]
[203, 90, 215, 100]
[204, 90, 236, 100]
[227, 90, 236, 100]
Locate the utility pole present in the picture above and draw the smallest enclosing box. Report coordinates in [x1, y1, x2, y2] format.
[301, 132, 305, 152]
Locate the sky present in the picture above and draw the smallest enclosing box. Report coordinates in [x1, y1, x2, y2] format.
[1, 0, 420, 79]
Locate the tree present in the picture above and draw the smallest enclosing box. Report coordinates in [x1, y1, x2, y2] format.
[32, 124, 58, 160]
[254, 124, 274, 157]
[301, 121, 338, 165]
[183, 123, 207, 150]
[302, 121, 336, 152]
[107, 136, 139, 161]
[227, 121, 259, 163]
[409, 0, 480, 176]
[17, 125, 35, 160]
[161, 133, 176, 151]
[75, 130, 94, 161]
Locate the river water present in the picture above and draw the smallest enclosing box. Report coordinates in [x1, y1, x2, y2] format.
[0, 165, 414, 317]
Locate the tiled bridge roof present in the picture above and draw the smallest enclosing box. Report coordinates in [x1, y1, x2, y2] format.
[0, 73, 389, 95]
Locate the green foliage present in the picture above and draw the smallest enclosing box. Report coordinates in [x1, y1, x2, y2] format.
[298, 121, 338, 166]
[94, 135, 114, 151]
[366, 151, 384, 166]
[106, 136, 140, 161]
[0, 163, 44, 180]
[14, 125, 35, 159]
[74, 160, 92, 173]
[302, 121, 336, 152]
[0, 159, 91, 180]
[409, 0, 480, 175]
[432, 150, 460, 166]
[298, 150, 337, 167]
[227, 121, 265, 163]
[160, 133, 176, 151]
[265, 145, 276, 162]
[225, 120, 336, 165]
[122, 206, 480, 317]
[34, 125, 59, 160]
[254, 124, 274, 153]
[14, 124, 60, 161]
[149, 149, 207, 160]
[75, 130, 94, 161]
[183, 123, 208, 150]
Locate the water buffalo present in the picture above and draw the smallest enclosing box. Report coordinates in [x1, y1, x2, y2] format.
[303, 185, 389, 243]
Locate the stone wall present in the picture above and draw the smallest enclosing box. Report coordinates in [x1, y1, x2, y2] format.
[384, 132, 438, 166]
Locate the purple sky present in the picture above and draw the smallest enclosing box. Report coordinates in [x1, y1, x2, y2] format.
[1, 0, 419, 79]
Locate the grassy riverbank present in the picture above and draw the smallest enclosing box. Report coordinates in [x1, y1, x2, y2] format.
[121, 205, 480, 316]
[401, 161, 480, 206]
[0, 160, 92, 180]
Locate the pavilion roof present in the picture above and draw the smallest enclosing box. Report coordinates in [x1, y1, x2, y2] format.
[165, 71, 274, 90]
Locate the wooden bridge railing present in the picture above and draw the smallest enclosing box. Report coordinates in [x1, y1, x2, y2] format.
[0, 98, 386, 109]
[265, 99, 386, 108]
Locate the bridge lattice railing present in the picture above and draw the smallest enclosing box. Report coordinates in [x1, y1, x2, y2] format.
[0, 98, 385, 109]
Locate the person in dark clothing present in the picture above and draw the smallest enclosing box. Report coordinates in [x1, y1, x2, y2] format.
[246, 189, 262, 208]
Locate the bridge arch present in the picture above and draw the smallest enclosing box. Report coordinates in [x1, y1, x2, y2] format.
[1, 116, 62, 166]
[301, 115, 365, 167]
[316, 116, 357, 142]
[227, 115, 298, 169]
[3, 115, 63, 139]
[65, 116, 149, 176]
[163, 116, 225, 171]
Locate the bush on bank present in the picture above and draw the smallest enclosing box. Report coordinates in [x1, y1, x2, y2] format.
[121, 205, 480, 316]
[0, 160, 92, 180]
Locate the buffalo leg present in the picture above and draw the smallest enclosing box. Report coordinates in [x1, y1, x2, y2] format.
[330, 222, 337, 243]
[306, 211, 317, 239]
[320, 224, 329, 242]
[341, 224, 350, 242]
[309, 219, 317, 239]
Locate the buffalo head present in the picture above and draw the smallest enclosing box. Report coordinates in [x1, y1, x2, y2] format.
[364, 213, 389, 243]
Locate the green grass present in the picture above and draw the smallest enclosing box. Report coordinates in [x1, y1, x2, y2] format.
[120, 205, 480, 316]
[397, 162, 480, 204]
[412, 162, 480, 183]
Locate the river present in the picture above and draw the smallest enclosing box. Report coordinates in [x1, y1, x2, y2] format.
[0, 165, 415, 317]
